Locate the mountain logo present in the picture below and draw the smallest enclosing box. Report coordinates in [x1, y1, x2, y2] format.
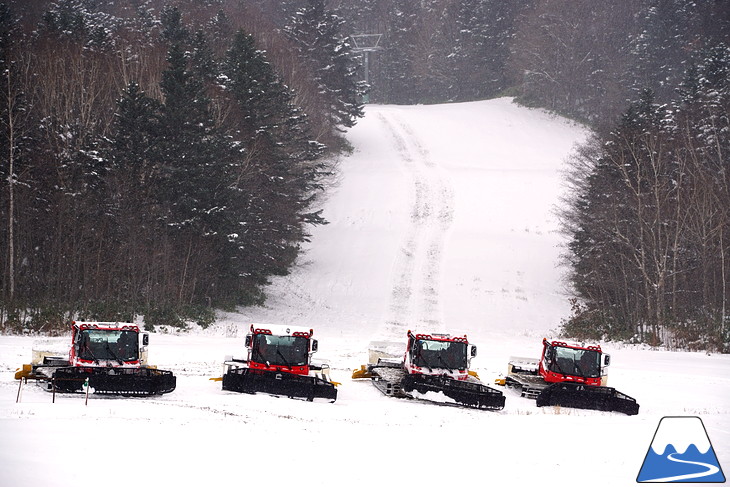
[637, 416, 726, 483]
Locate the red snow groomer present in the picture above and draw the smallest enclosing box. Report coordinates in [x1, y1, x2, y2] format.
[503, 338, 639, 415]
[221, 324, 338, 402]
[352, 330, 505, 410]
[15, 321, 176, 395]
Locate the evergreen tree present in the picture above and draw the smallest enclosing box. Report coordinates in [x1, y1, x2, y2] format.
[160, 4, 189, 45]
[109, 81, 163, 228]
[190, 29, 217, 85]
[448, 0, 519, 101]
[106, 82, 163, 307]
[41, 0, 89, 41]
[627, 0, 703, 101]
[112, 82, 161, 183]
[379, 0, 422, 104]
[223, 31, 279, 132]
[156, 19, 248, 305]
[221, 29, 326, 286]
[449, 0, 489, 101]
[284, 0, 365, 129]
[208, 9, 234, 55]
[40, 0, 119, 50]
[158, 40, 228, 231]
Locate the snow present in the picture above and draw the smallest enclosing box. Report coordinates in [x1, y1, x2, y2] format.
[1, 98, 728, 487]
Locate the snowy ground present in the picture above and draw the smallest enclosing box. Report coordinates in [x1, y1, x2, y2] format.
[1, 99, 728, 487]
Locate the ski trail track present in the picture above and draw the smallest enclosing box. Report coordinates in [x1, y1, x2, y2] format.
[376, 109, 455, 340]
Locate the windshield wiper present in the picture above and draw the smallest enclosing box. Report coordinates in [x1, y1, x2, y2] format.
[573, 360, 585, 377]
[106, 342, 124, 365]
[552, 358, 568, 376]
[79, 338, 99, 364]
[276, 348, 291, 369]
[435, 354, 453, 373]
[253, 344, 270, 366]
[84, 346, 99, 364]
[416, 352, 434, 372]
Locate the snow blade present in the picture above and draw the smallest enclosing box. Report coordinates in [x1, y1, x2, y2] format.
[536, 383, 639, 415]
[402, 374, 505, 410]
[52, 367, 176, 396]
[222, 368, 337, 402]
[351, 364, 374, 379]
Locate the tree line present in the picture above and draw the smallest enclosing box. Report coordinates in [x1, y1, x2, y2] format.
[561, 48, 729, 351]
[338, 0, 728, 128]
[1, 1, 728, 349]
[0, 0, 364, 331]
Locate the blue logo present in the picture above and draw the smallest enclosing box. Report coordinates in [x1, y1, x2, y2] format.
[637, 416, 725, 483]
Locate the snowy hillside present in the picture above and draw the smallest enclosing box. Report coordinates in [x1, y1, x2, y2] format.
[235, 99, 586, 342]
[1, 99, 728, 487]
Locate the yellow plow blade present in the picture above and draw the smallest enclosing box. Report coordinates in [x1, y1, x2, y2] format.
[209, 377, 223, 382]
[14, 364, 34, 380]
[468, 370, 480, 380]
[351, 365, 373, 379]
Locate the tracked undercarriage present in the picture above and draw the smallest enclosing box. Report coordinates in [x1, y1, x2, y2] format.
[222, 362, 337, 402]
[50, 366, 176, 396]
[16, 322, 176, 397]
[359, 362, 505, 410]
[503, 340, 639, 416]
[219, 324, 338, 403]
[505, 371, 639, 415]
[352, 332, 505, 411]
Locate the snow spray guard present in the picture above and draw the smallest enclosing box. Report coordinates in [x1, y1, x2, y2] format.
[637, 416, 726, 483]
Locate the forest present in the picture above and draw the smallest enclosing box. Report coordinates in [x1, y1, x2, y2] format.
[0, 0, 728, 350]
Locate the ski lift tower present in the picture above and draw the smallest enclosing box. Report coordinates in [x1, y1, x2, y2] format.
[351, 33, 382, 103]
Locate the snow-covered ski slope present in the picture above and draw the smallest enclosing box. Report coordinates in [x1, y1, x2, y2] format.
[1, 99, 728, 487]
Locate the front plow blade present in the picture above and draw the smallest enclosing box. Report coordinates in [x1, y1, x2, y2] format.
[52, 367, 176, 396]
[222, 368, 337, 402]
[536, 383, 639, 415]
[402, 374, 505, 410]
[351, 365, 374, 379]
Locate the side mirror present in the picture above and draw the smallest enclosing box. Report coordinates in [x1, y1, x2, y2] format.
[311, 339, 318, 352]
[245, 335, 252, 348]
[470, 345, 477, 358]
[603, 354, 611, 366]
[142, 333, 149, 346]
